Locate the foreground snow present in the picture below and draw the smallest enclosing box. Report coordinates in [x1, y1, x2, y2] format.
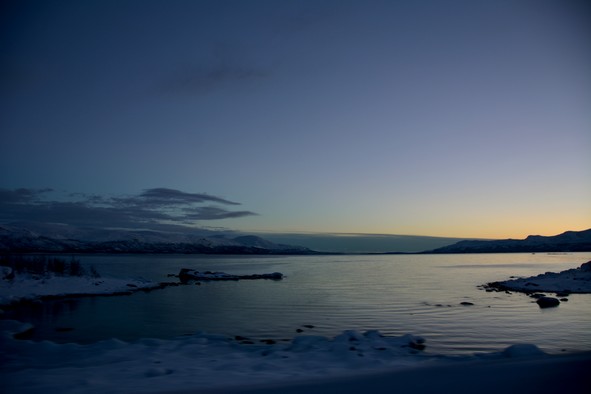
[2, 320, 588, 394]
[197, 351, 590, 394]
[488, 261, 591, 293]
[0, 267, 160, 306]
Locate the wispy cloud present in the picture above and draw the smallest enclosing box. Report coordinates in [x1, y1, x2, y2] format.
[119, 187, 241, 207]
[160, 64, 270, 96]
[157, 39, 272, 97]
[0, 188, 53, 203]
[0, 187, 257, 230]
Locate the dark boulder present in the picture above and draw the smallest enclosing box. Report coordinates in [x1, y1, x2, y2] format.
[536, 296, 560, 308]
[408, 340, 426, 351]
[14, 326, 35, 340]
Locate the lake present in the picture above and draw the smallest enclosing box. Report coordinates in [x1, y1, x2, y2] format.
[4, 252, 591, 355]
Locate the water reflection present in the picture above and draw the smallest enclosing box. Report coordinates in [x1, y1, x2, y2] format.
[3, 297, 82, 340]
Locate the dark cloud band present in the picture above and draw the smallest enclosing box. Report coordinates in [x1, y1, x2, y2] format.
[0, 187, 257, 229]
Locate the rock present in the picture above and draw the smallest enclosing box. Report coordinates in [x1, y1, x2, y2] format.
[502, 344, 545, 358]
[2, 267, 15, 280]
[529, 293, 546, 299]
[408, 340, 426, 351]
[14, 326, 35, 340]
[555, 291, 570, 297]
[580, 261, 591, 272]
[536, 296, 560, 308]
[460, 302, 474, 306]
[144, 367, 173, 378]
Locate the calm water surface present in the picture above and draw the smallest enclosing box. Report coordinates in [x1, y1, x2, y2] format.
[5, 253, 591, 355]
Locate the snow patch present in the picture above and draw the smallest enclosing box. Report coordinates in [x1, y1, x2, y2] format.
[0, 268, 160, 306]
[486, 261, 591, 294]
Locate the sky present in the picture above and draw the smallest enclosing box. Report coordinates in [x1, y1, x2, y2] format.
[1, 0, 590, 240]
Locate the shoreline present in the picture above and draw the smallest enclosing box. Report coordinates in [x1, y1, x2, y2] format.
[482, 261, 591, 295]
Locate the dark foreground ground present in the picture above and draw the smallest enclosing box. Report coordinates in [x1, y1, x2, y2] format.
[179, 351, 590, 394]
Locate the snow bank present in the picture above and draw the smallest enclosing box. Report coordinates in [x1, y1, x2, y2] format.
[0, 324, 430, 394]
[486, 261, 591, 293]
[0, 321, 570, 394]
[1, 321, 588, 394]
[196, 350, 591, 394]
[0, 267, 160, 306]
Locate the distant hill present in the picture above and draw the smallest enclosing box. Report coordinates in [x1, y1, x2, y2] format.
[257, 232, 475, 253]
[0, 224, 316, 255]
[424, 229, 591, 254]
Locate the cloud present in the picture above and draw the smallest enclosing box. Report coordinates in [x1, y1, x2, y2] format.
[133, 187, 240, 205]
[182, 206, 258, 221]
[0, 187, 53, 203]
[0, 187, 257, 230]
[159, 63, 270, 96]
[157, 39, 271, 96]
[272, 4, 333, 36]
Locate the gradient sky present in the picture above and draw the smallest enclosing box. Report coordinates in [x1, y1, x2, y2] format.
[1, 0, 590, 239]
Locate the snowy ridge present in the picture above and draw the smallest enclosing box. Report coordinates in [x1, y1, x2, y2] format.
[0, 224, 313, 254]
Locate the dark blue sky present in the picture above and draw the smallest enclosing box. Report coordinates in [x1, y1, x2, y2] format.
[1, 0, 590, 238]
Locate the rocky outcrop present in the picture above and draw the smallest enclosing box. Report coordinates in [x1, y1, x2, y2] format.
[483, 261, 591, 294]
[178, 269, 283, 282]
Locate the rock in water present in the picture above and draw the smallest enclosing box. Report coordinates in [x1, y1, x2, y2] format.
[536, 296, 560, 308]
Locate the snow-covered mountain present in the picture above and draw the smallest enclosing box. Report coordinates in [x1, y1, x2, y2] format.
[425, 229, 591, 254]
[0, 224, 314, 254]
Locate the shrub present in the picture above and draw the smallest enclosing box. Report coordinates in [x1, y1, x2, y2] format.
[0, 255, 99, 278]
[68, 258, 85, 277]
[89, 265, 101, 278]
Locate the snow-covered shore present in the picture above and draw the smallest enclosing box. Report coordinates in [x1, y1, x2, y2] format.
[194, 351, 591, 394]
[486, 261, 591, 293]
[2, 319, 589, 394]
[0, 267, 162, 306]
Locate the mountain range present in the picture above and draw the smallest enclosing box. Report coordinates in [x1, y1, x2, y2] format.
[425, 229, 591, 254]
[1, 223, 589, 254]
[0, 224, 314, 255]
